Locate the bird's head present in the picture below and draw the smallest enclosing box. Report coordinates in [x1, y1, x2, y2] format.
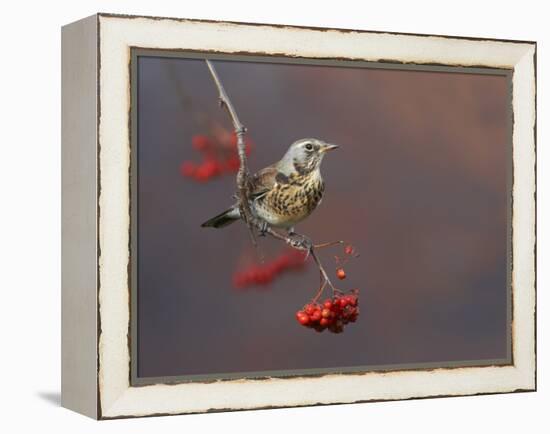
[282, 138, 339, 175]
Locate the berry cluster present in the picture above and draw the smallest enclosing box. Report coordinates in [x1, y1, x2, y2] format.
[296, 291, 359, 333]
[344, 244, 355, 255]
[233, 250, 308, 289]
[180, 133, 253, 182]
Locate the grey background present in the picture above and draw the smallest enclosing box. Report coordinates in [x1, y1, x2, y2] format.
[135, 54, 511, 380]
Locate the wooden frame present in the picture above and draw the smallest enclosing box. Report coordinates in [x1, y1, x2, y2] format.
[61, 13, 536, 419]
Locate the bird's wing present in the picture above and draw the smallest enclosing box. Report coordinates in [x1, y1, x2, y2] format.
[249, 165, 288, 199]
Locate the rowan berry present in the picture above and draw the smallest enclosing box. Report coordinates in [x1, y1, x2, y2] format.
[296, 311, 310, 326]
[336, 268, 346, 280]
[305, 304, 316, 315]
[310, 309, 322, 322]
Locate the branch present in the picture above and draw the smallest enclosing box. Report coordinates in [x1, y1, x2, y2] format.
[254, 224, 339, 294]
[205, 59, 340, 295]
[206, 60, 258, 246]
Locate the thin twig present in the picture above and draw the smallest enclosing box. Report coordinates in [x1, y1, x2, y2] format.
[310, 249, 338, 294]
[206, 59, 257, 247]
[314, 240, 344, 250]
[312, 276, 327, 304]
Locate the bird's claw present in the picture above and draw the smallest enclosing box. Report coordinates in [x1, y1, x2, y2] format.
[287, 233, 313, 252]
[258, 221, 269, 237]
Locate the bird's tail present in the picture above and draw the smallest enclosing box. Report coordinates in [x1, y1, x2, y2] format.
[201, 207, 240, 228]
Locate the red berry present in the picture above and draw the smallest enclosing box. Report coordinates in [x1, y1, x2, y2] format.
[202, 159, 222, 177]
[339, 297, 348, 308]
[344, 295, 354, 305]
[321, 308, 331, 319]
[243, 269, 256, 282]
[296, 311, 310, 326]
[194, 164, 212, 181]
[256, 269, 271, 284]
[320, 318, 330, 327]
[277, 255, 291, 269]
[224, 155, 241, 172]
[310, 310, 322, 322]
[344, 245, 354, 255]
[336, 268, 346, 280]
[305, 304, 316, 315]
[323, 299, 333, 309]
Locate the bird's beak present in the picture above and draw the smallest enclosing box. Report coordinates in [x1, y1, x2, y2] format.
[321, 143, 339, 153]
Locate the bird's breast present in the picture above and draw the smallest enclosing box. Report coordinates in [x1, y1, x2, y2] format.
[253, 172, 325, 227]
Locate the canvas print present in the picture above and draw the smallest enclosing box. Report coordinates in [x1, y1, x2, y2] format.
[132, 52, 512, 383]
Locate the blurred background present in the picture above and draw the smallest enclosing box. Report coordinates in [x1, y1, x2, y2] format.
[136, 55, 511, 379]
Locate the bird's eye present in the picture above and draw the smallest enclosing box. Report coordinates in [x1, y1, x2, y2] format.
[305, 143, 313, 151]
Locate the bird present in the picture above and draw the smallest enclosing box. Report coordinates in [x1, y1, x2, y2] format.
[201, 138, 338, 233]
